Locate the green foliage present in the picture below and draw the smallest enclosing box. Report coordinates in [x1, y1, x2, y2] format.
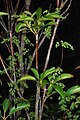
[66, 85, 80, 95]
[9, 103, 30, 116]
[59, 86, 80, 119]
[3, 99, 10, 113]
[0, 98, 30, 120]
[0, 12, 8, 16]
[19, 75, 36, 81]
[19, 67, 73, 99]
[15, 8, 64, 33]
[43, 26, 51, 39]
[55, 40, 74, 50]
[31, 68, 39, 79]
[0, 3, 76, 120]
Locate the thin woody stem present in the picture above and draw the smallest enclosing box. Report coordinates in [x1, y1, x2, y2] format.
[36, 33, 38, 70]
[10, 30, 16, 82]
[0, 55, 13, 82]
[35, 32, 40, 120]
[44, 18, 60, 71]
[26, 35, 46, 74]
[42, 0, 73, 115]
[57, 0, 60, 8]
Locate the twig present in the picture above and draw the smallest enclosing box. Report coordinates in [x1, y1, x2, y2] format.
[60, 47, 64, 67]
[42, 0, 73, 116]
[61, 0, 73, 15]
[10, 30, 16, 82]
[14, 0, 20, 14]
[43, 18, 60, 71]
[26, 35, 46, 74]
[0, 55, 13, 82]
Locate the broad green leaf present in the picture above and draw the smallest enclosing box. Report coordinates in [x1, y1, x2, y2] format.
[3, 99, 10, 112]
[31, 12, 37, 18]
[53, 84, 65, 97]
[72, 87, 80, 94]
[0, 12, 8, 16]
[48, 85, 53, 94]
[19, 75, 36, 81]
[9, 103, 30, 116]
[50, 14, 64, 19]
[40, 67, 55, 80]
[15, 23, 26, 32]
[36, 8, 42, 18]
[55, 73, 73, 82]
[11, 14, 19, 18]
[66, 85, 80, 95]
[31, 68, 39, 79]
[24, 11, 32, 15]
[45, 21, 56, 26]
[39, 16, 55, 21]
[18, 16, 34, 21]
[42, 80, 49, 86]
[17, 28, 27, 32]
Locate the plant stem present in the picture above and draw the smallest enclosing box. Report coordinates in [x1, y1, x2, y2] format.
[44, 18, 60, 70]
[35, 32, 41, 120]
[0, 55, 13, 82]
[41, 19, 60, 119]
[36, 33, 38, 70]
[10, 30, 16, 82]
[26, 35, 46, 74]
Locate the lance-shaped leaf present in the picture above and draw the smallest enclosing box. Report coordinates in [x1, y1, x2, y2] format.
[66, 85, 80, 95]
[17, 15, 34, 21]
[40, 67, 55, 80]
[36, 7, 42, 19]
[31, 68, 39, 79]
[9, 103, 30, 116]
[50, 13, 64, 19]
[24, 11, 32, 15]
[39, 16, 55, 21]
[53, 84, 65, 97]
[15, 23, 27, 32]
[55, 73, 73, 82]
[0, 12, 8, 16]
[19, 75, 36, 81]
[3, 99, 10, 112]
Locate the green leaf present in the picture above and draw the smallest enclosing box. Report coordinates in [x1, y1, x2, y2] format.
[42, 80, 49, 86]
[24, 11, 32, 15]
[15, 23, 26, 32]
[40, 67, 55, 80]
[48, 85, 53, 94]
[53, 84, 65, 97]
[0, 12, 8, 16]
[18, 16, 34, 21]
[3, 99, 10, 112]
[45, 21, 56, 26]
[39, 16, 55, 21]
[31, 68, 39, 79]
[19, 75, 36, 81]
[31, 12, 37, 18]
[9, 103, 30, 116]
[66, 85, 80, 95]
[11, 14, 19, 18]
[51, 14, 64, 19]
[36, 8, 42, 18]
[55, 73, 73, 82]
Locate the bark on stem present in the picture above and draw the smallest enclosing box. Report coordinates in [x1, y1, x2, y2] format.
[44, 18, 60, 70]
[35, 33, 41, 120]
